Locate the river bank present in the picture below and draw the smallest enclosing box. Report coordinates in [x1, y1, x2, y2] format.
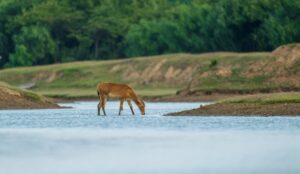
[1, 44, 300, 102]
[0, 82, 60, 109]
[166, 92, 300, 116]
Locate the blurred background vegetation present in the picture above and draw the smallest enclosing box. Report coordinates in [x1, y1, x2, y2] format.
[0, 0, 300, 68]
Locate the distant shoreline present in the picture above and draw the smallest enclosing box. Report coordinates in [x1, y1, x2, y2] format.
[166, 92, 300, 116]
[166, 103, 300, 116]
[51, 93, 236, 103]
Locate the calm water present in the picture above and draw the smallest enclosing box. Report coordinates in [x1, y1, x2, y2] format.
[1, 101, 300, 174]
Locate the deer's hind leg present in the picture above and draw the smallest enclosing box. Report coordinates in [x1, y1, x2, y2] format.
[127, 100, 135, 115]
[97, 100, 102, 116]
[119, 98, 125, 115]
[97, 92, 102, 116]
[101, 96, 107, 116]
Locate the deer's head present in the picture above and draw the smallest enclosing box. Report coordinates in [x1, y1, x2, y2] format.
[136, 99, 145, 115]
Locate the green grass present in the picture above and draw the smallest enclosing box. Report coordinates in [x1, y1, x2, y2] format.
[35, 88, 177, 99]
[219, 92, 300, 105]
[35, 88, 97, 99]
[20, 90, 43, 102]
[0, 51, 295, 99]
[0, 82, 48, 102]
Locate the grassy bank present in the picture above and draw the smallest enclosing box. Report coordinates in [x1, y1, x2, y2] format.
[0, 44, 299, 100]
[167, 92, 300, 116]
[219, 92, 300, 105]
[0, 82, 60, 109]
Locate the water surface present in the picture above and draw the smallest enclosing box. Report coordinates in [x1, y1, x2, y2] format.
[0, 101, 300, 174]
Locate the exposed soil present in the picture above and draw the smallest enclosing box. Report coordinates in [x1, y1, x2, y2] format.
[267, 44, 300, 86]
[166, 103, 300, 116]
[118, 57, 199, 86]
[0, 87, 60, 109]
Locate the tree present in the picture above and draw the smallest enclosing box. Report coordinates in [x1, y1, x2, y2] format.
[1, 0, 300, 68]
[8, 25, 56, 66]
[0, 0, 42, 67]
[6, 45, 31, 67]
[125, 19, 184, 57]
[14, 0, 85, 62]
[256, 0, 300, 50]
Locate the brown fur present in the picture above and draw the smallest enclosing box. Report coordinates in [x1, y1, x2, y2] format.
[96, 83, 145, 116]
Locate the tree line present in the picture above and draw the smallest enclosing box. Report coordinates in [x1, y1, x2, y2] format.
[0, 0, 299, 67]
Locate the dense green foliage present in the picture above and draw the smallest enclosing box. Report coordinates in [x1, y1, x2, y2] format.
[8, 25, 56, 66]
[0, 0, 299, 67]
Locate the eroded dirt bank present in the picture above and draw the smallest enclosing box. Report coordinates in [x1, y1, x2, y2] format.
[0, 84, 60, 109]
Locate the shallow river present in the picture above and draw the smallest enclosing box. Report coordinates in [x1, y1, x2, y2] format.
[1, 101, 300, 174]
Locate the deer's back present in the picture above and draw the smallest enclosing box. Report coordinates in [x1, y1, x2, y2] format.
[97, 83, 135, 98]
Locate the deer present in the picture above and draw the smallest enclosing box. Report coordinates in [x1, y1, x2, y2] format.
[96, 82, 145, 116]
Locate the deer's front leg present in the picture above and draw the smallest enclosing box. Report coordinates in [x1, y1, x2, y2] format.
[119, 98, 125, 115]
[101, 96, 107, 116]
[127, 100, 135, 115]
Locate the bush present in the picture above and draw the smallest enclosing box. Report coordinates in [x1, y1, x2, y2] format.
[209, 59, 218, 68]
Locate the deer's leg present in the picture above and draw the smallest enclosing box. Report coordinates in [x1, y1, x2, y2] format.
[97, 100, 102, 116]
[119, 98, 125, 115]
[97, 90, 103, 116]
[101, 96, 107, 116]
[127, 100, 135, 115]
